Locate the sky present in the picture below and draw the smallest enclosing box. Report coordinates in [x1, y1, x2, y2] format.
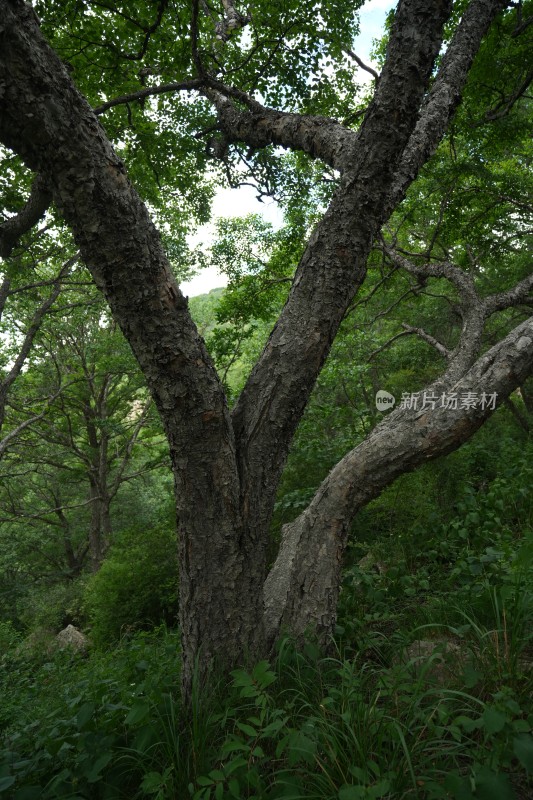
[180, 0, 396, 298]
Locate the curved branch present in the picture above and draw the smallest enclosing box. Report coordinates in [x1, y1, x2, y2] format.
[0, 174, 51, 257]
[264, 314, 533, 643]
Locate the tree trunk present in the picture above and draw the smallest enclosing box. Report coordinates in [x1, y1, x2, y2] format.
[0, 0, 516, 698]
[88, 480, 110, 572]
[264, 319, 533, 644]
[0, 0, 267, 692]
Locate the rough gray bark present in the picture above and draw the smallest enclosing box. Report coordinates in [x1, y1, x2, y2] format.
[231, 0, 453, 580]
[205, 89, 356, 172]
[0, 0, 261, 690]
[264, 316, 533, 643]
[387, 0, 508, 214]
[0, 0, 516, 694]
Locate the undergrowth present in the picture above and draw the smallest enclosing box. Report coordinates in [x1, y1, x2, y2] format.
[1, 460, 532, 799]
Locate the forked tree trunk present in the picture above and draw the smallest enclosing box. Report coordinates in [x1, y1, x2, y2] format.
[0, 0, 520, 699]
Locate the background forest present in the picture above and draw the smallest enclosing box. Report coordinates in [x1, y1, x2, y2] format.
[1, 0, 532, 798]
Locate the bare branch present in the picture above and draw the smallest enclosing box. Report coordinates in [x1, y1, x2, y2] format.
[343, 47, 379, 81]
[93, 79, 202, 114]
[401, 323, 452, 358]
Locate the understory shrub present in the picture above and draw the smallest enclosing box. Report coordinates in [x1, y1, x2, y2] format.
[84, 526, 179, 647]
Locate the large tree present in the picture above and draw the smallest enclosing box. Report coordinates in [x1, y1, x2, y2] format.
[0, 0, 532, 695]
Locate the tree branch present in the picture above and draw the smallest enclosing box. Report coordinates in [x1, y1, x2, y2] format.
[93, 79, 202, 114]
[0, 381, 75, 459]
[401, 322, 452, 358]
[264, 314, 533, 643]
[387, 0, 508, 215]
[0, 255, 77, 432]
[343, 47, 380, 81]
[484, 272, 533, 315]
[0, 174, 51, 257]
[231, 0, 453, 555]
[480, 68, 533, 122]
[203, 87, 356, 172]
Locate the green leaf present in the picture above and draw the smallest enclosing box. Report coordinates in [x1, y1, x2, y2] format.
[338, 786, 365, 800]
[513, 734, 533, 772]
[462, 662, 482, 689]
[481, 707, 507, 735]
[141, 772, 164, 794]
[220, 739, 251, 755]
[86, 751, 113, 782]
[13, 788, 43, 800]
[0, 776, 16, 793]
[369, 781, 391, 799]
[76, 702, 95, 729]
[196, 776, 215, 787]
[236, 722, 257, 737]
[474, 767, 515, 800]
[444, 772, 475, 800]
[125, 701, 150, 726]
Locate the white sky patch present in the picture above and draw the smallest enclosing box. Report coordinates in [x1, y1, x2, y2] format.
[180, 0, 395, 297]
[182, 186, 283, 296]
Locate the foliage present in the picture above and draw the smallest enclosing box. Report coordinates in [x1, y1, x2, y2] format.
[1, 599, 532, 799]
[0, 628, 183, 798]
[83, 526, 179, 647]
[1, 1, 532, 797]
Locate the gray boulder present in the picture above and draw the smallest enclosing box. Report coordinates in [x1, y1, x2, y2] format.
[56, 624, 88, 653]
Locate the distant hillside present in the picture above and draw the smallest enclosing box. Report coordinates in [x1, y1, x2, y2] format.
[188, 287, 225, 337]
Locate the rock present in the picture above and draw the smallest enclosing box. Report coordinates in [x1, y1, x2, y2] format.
[357, 553, 387, 574]
[400, 638, 465, 684]
[56, 624, 88, 653]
